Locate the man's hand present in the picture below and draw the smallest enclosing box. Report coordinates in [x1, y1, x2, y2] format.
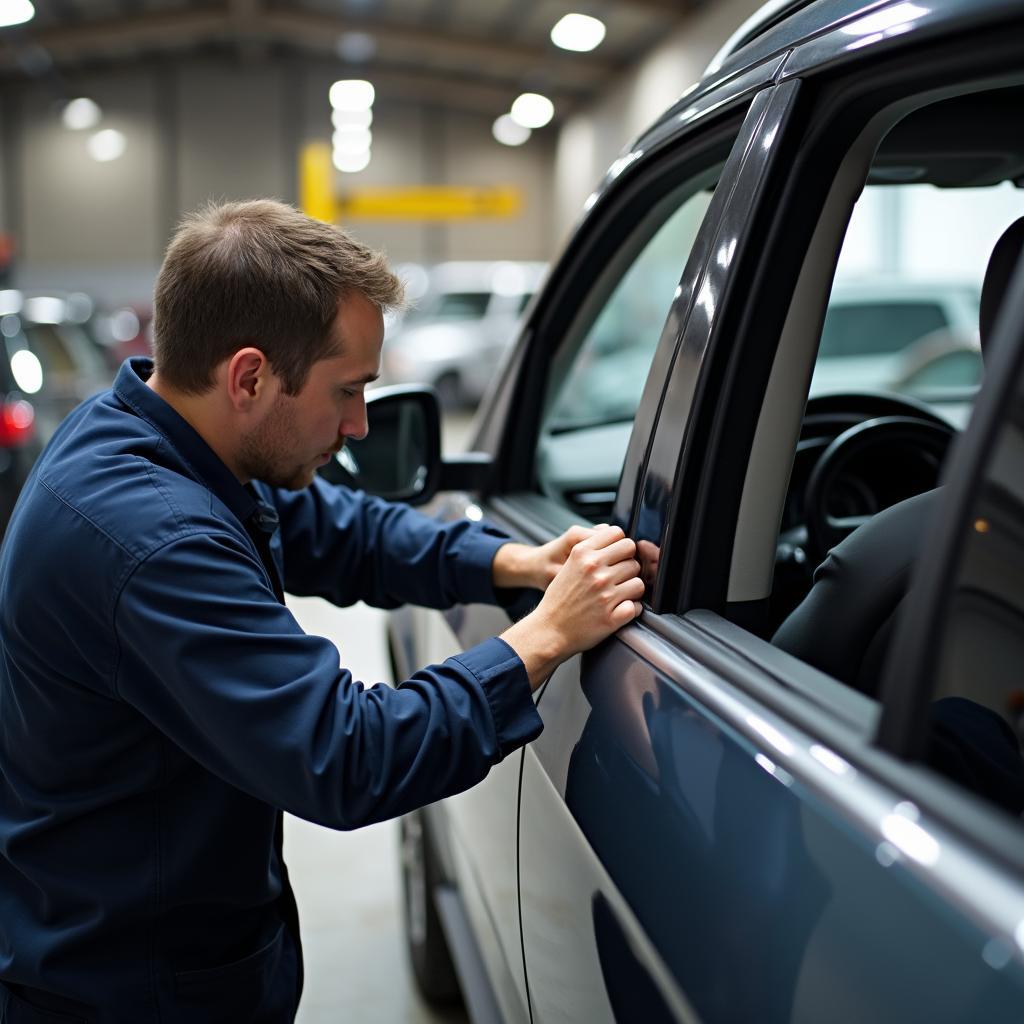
[500, 525, 644, 689]
[491, 525, 598, 591]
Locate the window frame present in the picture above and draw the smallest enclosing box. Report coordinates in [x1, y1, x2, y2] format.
[646, 19, 1024, 631]
[632, 16, 1024, 870]
[468, 67, 787, 537]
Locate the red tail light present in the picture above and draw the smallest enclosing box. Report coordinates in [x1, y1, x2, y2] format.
[0, 398, 35, 448]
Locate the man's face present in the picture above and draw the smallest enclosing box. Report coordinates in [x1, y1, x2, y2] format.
[239, 291, 384, 490]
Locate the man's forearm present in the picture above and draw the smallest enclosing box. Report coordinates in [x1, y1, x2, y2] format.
[500, 614, 565, 690]
[491, 542, 543, 591]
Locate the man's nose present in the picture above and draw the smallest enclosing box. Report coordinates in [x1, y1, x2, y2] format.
[342, 400, 369, 441]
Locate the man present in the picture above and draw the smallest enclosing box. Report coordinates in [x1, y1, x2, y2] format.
[0, 200, 644, 1023]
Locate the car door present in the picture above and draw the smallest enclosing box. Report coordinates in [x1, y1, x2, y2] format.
[515, 81, 803, 1024]
[518, 8, 1024, 1023]
[394, 63, 789, 1024]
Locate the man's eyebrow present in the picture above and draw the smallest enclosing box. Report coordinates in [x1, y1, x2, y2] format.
[345, 372, 380, 385]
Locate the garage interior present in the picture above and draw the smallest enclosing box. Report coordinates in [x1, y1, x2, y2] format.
[0, 1, 776, 1021]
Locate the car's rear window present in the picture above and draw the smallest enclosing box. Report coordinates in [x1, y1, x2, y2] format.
[819, 302, 947, 357]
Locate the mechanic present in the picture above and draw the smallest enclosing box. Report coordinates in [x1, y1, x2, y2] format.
[0, 199, 645, 1023]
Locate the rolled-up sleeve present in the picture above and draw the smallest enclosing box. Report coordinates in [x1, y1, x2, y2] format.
[113, 530, 542, 829]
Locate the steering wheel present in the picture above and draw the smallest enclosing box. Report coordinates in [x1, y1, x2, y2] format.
[803, 415, 955, 567]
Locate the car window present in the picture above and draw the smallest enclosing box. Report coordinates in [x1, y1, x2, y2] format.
[810, 179, 1017, 414]
[535, 180, 716, 519]
[740, 83, 1024, 708]
[431, 292, 491, 320]
[819, 302, 948, 358]
[545, 190, 712, 432]
[916, 355, 1024, 822]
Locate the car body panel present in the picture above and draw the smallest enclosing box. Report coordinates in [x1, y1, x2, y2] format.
[391, 1, 1024, 1019]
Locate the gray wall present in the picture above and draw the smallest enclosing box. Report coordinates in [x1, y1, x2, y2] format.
[4, 58, 556, 306]
[3, 0, 763, 307]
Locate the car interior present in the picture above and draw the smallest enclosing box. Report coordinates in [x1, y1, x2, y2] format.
[740, 81, 1024, 818]
[760, 83, 1024, 651]
[529, 79, 1024, 820]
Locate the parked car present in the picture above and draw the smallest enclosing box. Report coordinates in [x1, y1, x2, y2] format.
[0, 290, 114, 534]
[380, 261, 547, 408]
[342, 2, 1024, 1021]
[812, 278, 982, 393]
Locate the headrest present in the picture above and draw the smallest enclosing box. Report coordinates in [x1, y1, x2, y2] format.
[980, 215, 1024, 352]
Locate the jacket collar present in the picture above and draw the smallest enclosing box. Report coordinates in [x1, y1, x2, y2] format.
[112, 357, 257, 527]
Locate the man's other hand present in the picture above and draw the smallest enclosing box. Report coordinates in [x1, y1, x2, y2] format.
[500, 525, 644, 689]
[491, 524, 599, 591]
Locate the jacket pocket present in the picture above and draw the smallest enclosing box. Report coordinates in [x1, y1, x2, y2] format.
[173, 923, 296, 1024]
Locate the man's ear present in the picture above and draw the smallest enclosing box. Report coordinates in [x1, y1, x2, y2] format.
[226, 348, 274, 411]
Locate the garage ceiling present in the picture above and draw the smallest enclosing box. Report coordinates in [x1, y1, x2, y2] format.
[3, 0, 701, 118]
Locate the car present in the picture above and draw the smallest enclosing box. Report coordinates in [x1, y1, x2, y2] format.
[812, 277, 982, 394]
[379, 261, 547, 408]
[341, 2, 1024, 1020]
[0, 290, 114, 534]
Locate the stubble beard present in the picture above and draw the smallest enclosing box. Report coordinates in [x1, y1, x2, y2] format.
[238, 396, 316, 491]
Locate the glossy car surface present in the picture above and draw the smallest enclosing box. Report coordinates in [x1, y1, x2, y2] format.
[385, 3, 1024, 1021]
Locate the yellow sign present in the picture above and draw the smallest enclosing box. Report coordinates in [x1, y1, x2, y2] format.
[299, 142, 522, 222]
[299, 142, 335, 224]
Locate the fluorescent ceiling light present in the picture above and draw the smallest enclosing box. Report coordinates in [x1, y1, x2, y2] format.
[332, 127, 372, 154]
[329, 79, 375, 110]
[551, 13, 606, 52]
[510, 93, 554, 129]
[0, 1, 35, 28]
[492, 114, 530, 147]
[87, 128, 126, 162]
[332, 107, 372, 129]
[333, 150, 371, 173]
[62, 97, 101, 131]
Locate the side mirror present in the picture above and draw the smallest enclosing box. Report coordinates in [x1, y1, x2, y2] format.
[318, 385, 493, 504]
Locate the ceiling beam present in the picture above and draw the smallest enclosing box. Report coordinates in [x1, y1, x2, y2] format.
[25, 5, 615, 87]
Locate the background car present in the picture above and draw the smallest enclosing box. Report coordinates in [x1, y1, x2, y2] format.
[338, 1, 1024, 1022]
[380, 261, 546, 408]
[811, 278, 982, 393]
[0, 290, 115, 534]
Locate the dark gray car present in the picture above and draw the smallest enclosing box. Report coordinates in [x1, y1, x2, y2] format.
[347, 2, 1024, 1020]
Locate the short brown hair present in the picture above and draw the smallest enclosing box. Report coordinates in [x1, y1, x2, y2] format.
[152, 199, 404, 394]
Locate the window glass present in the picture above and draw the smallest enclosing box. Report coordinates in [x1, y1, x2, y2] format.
[812, 180, 1020, 413]
[535, 183, 715, 519]
[923, 360, 1024, 820]
[546, 191, 712, 431]
[430, 292, 491, 320]
[770, 85, 1024, 699]
[819, 302, 948, 358]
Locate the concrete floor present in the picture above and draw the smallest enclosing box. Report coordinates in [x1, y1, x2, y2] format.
[284, 596, 470, 1024]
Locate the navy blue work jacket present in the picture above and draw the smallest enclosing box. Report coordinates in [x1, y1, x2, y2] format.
[0, 358, 541, 1023]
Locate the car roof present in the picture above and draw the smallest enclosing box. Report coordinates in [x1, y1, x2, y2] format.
[704, 0, 821, 77]
[426, 261, 547, 294]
